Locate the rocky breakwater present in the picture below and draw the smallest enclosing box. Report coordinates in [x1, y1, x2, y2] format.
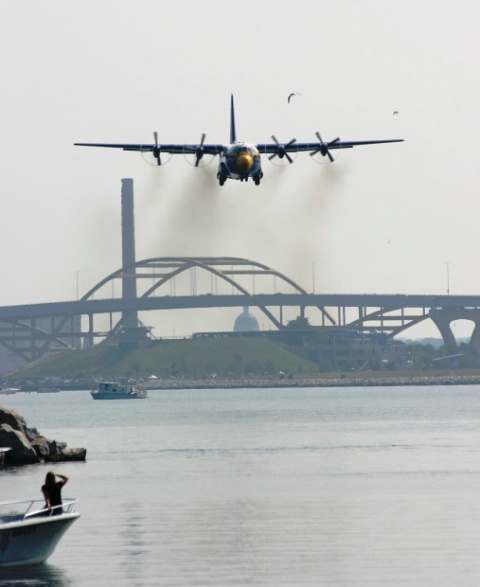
[0, 406, 86, 466]
[148, 374, 480, 390]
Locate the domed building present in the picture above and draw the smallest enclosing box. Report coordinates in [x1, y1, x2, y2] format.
[234, 307, 259, 332]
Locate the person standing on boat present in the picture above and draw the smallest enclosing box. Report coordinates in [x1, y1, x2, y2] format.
[42, 471, 69, 515]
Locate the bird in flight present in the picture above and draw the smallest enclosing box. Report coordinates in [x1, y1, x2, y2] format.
[288, 92, 302, 104]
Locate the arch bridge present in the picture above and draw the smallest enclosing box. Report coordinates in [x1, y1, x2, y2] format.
[1, 256, 480, 363]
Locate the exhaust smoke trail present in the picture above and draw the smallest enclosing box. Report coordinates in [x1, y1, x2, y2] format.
[131, 158, 350, 332]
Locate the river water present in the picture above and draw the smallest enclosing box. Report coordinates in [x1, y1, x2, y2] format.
[1, 385, 480, 586]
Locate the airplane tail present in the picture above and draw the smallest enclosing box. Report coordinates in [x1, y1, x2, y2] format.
[230, 94, 236, 144]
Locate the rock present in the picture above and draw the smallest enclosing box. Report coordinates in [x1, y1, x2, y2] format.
[49, 447, 87, 462]
[30, 436, 51, 458]
[0, 424, 39, 465]
[0, 405, 86, 466]
[0, 407, 28, 434]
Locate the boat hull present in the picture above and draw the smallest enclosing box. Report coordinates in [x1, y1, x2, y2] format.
[0, 513, 79, 568]
[0, 388, 19, 395]
[91, 392, 147, 399]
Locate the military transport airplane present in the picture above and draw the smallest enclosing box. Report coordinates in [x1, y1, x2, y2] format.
[75, 96, 403, 186]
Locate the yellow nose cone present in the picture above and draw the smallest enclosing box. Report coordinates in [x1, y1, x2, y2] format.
[237, 152, 253, 172]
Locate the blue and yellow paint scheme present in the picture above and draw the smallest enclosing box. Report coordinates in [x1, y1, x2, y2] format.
[218, 143, 263, 185]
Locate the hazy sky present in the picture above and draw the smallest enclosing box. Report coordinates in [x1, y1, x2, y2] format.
[1, 1, 479, 339]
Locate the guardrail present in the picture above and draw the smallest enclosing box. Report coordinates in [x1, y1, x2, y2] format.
[0, 498, 77, 523]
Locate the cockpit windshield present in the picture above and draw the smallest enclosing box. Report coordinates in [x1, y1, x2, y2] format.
[227, 143, 259, 156]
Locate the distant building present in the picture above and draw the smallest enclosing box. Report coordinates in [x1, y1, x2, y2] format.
[234, 307, 259, 332]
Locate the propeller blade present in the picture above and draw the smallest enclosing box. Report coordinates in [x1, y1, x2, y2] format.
[153, 131, 161, 165]
[285, 138, 296, 163]
[326, 137, 340, 162]
[310, 132, 323, 156]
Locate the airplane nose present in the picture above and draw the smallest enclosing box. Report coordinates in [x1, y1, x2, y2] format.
[237, 152, 253, 172]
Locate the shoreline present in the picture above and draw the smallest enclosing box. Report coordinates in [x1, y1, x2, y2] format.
[9, 374, 480, 393]
[147, 374, 480, 390]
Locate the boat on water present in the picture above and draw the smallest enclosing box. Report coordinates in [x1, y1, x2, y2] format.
[90, 381, 148, 400]
[0, 386, 20, 395]
[0, 498, 79, 567]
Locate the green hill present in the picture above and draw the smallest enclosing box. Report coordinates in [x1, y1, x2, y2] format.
[11, 337, 318, 380]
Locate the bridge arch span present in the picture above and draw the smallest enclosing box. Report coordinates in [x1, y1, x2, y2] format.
[91, 256, 335, 338]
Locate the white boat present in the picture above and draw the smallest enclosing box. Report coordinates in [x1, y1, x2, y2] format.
[0, 386, 20, 395]
[90, 381, 148, 400]
[0, 498, 79, 567]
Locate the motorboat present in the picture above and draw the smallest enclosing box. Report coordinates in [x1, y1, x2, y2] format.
[0, 386, 20, 395]
[90, 381, 148, 400]
[0, 498, 79, 567]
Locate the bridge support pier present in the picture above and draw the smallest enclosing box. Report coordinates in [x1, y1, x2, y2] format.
[429, 308, 480, 352]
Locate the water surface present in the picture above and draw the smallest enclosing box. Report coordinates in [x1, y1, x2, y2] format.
[1, 386, 480, 586]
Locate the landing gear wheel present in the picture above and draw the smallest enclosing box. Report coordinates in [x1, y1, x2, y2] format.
[218, 175, 226, 186]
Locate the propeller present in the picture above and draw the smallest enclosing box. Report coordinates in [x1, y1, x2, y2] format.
[194, 133, 207, 167]
[310, 132, 340, 162]
[268, 135, 297, 164]
[184, 133, 214, 168]
[140, 132, 172, 166]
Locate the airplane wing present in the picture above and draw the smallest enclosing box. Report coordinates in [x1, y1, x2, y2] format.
[74, 136, 225, 166]
[74, 142, 225, 154]
[256, 136, 404, 163]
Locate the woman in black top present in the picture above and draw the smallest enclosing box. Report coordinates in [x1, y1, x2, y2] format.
[42, 471, 69, 515]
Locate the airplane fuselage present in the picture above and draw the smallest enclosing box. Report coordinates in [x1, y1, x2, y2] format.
[217, 142, 263, 185]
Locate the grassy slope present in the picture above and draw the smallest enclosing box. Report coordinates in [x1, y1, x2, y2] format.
[14, 338, 318, 379]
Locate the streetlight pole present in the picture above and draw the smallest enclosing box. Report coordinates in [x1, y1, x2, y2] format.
[311, 261, 316, 294]
[444, 261, 450, 295]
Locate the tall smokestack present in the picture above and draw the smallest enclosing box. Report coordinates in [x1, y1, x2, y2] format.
[121, 178, 138, 330]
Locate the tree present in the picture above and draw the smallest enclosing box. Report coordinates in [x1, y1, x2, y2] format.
[287, 316, 311, 329]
